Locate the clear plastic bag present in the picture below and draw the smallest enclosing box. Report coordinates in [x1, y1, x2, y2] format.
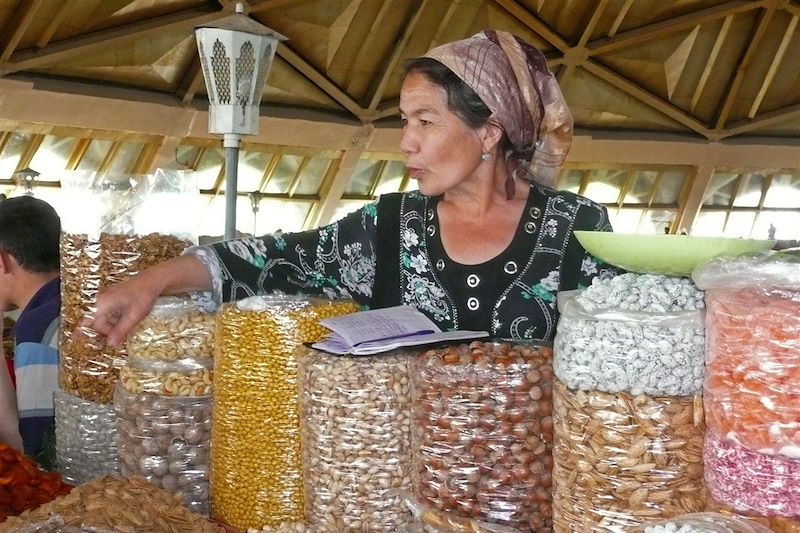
[637, 512, 773, 533]
[551, 380, 706, 531]
[703, 432, 800, 518]
[297, 347, 413, 531]
[211, 295, 359, 530]
[702, 287, 800, 458]
[126, 295, 216, 361]
[554, 274, 705, 397]
[409, 340, 554, 531]
[114, 382, 211, 514]
[692, 250, 800, 293]
[53, 389, 119, 485]
[398, 490, 520, 532]
[59, 170, 198, 403]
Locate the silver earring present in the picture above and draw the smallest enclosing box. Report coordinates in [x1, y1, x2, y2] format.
[481, 152, 490, 161]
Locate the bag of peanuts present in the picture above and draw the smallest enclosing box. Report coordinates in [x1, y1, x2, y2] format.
[127, 295, 216, 361]
[211, 295, 359, 531]
[59, 170, 199, 404]
[409, 339, 554, 532]
[54, 389, 119, 486]
[114, 381, 211, 514]
[553, 274, 706, 397]
[551, 380, 706, 531]
[297, 346, 414, 531]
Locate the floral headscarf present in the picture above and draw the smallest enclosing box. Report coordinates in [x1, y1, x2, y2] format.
[424, 30, 573, 190]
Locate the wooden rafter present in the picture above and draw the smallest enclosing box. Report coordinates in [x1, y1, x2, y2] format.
[36, 0, 75, 49]
[277, 43, 365, 119]
[0, 0, 44, 62]
[493, 0, 570, 52]
[690, 15, 733, 112]
[2, 6, 221, 74]
[366, 0, 428, 113]
[349, 0, 396, 93]
[716, 103, 800, 139]
[249, 0, 313, 12]
[557, 0, 609, 82]
[748, 14, 798, 118]
[784, 1, 800, 18]
[714, 4, 777, 129]
[588, 0, 764, 56]
[582, 60, 711, 137]
[608, 0, 634, 37]
[429, 0, 463, 49]
[176, 54, 204, 106]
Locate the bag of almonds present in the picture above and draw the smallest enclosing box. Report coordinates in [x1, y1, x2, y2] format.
[114, 381, 212, 515]
[54, 389, 119, 486]
[551, 380, 706, 532]
[297, 346, 414, 531]
[59, 170, 198, 404]
[211, 295, 359, 531]
[409, 339, 554, 532]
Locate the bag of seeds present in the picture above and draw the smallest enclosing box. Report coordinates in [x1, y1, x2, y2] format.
[297, 346, 413, 531]
[210, 295, 359, 531]
[409, 339, 554, 532]
[59, 170, 198, 404]
[554, 273, 705, 397]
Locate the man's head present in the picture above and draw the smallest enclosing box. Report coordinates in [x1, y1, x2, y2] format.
[0, 196, 60, 274]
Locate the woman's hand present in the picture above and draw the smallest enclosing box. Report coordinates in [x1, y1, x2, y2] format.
[83, 254, 213, 348]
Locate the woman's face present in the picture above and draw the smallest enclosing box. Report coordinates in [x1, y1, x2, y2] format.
[399, 71, 485, 196]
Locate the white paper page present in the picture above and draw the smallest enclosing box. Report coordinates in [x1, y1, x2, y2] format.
[318, 305, 440, 346]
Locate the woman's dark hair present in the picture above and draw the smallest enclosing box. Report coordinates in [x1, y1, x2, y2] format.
[404, 57, 491, 128]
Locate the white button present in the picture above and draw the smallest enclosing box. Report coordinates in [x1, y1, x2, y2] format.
[467, 297, 479, 310]
[504, 261, 518, 274]
[466, 274, 480, 288]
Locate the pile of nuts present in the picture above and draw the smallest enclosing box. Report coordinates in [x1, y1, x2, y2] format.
[60, 232, 189, 403]
[114, 382, 211, 514]
[298, 348, 413, 531]
[0, 476, 225, 533]
[53, 389, 119, 485]
[127, 296, 216, 361]
[211, 296, 359, 530]
[410, 340, 555, 531]
[554, 274, 705, 397]
[551, 380, 706, 531]
[119, 361, 212, 396]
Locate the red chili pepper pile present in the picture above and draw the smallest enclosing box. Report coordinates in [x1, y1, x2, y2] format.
[0, 444, 72, 522]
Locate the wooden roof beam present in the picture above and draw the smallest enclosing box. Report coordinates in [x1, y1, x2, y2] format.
[583, 60, 712, 137]
[714, 102, 800, 139]
[0, 0, 44, 62]
[35, 0, 76, 49]
[365, 0, 428, 114]
[748, 14, 798, 118]
[176, 54, 204, 106]
[588, 0, 765, 56]
[493, 0, 570, 52]
[713, 4, 777, 129]
[608, 0, 634, 37]
[1, 5, 221, 75]
[557, 0, 610, 82]
[277, 43, 366, 120]
[690, 15, 733, 112]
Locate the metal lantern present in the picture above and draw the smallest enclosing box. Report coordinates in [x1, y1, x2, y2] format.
[12, 167, 40, 196]
[195, 2, 286, 239]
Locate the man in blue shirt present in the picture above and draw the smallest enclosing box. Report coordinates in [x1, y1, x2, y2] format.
[0, 196, 60, 468]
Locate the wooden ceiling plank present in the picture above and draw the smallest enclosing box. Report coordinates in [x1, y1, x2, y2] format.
[277, 44, 365, 119]
[3, 6, 221, 74]
[583, 60, 711, 137]
[349, 0, 395, 90]
[248, 0, 314, 12]
[493, 0, 570, 51]
[608, 0, 634, 37]
[589, 0, 765, 56]
[690, 15, 733, 112]
[716, 102, 800, 138]
[429, 0, 461, 50]
[1, 0, 45, 62]
[176, 54, 204, 106]
[748, 14, 798, 118]
[784, 2, 800, 18]
[36, 0, 76, 49]
[366, 0, 428, 112]
[714, 5, 777, 129]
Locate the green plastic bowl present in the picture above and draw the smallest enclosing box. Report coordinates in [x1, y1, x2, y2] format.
[574, 232, 775, 276]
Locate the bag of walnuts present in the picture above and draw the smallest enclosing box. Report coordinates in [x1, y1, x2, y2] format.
[59, 170, 198, 404]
